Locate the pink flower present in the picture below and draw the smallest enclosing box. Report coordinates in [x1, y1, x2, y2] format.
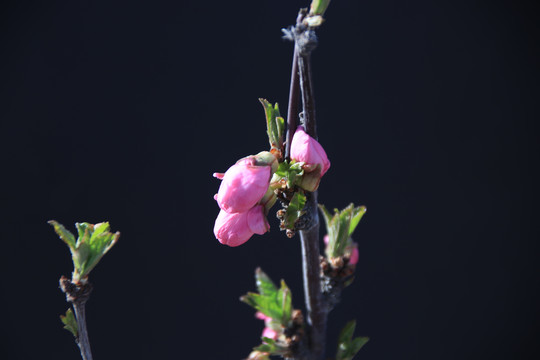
[256, 312, 278, 340]
[290, 126, 331, 176]
[214, 205, 269, 247]
[215, 157, 272, 214]
[262, 327, 278, 340]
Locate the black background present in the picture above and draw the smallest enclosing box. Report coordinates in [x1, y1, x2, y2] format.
[1, 0, 539, 359]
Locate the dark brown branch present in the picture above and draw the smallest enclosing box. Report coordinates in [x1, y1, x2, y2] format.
[299, 192, 326, 360]
[60, 276, 94, 360]
[284, 10, 306, 161]
[295, 16, 327, 360]
[285, 48, 299, 161]
[297, 39, 317, 139]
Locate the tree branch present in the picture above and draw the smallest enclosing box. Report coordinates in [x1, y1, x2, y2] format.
[60, 276, 94, 360]
[292, 13, 327, 360]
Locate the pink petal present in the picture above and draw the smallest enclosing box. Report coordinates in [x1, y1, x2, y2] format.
[213, 210, 254, 247]
[216, 158, 271, 213]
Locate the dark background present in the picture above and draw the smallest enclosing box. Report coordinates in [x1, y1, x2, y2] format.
[0, 0, 539, 359]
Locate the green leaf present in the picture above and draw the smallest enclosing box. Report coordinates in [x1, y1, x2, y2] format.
[240, 292, 282, 321]
[310, 0, 331, 16]
[336, 320, 369, 360]
[321, 204, 366, 259]
[338, 320, 356, 345]
[241, 269, 295, 327]
[254, 343, 276, 353]
[260, 98, 283, 152]
[256, 268, 278, 297]
[278, 280, 292, 326]
[349, 337, 370, 355]
[319, 204, 332, 234]
[271, 161, 304, 190]
[48, 220, 76, 250]
[60, 308, 78, 338]
[51, 221, 120, 282]
[75, 222, 91, 247]
[284, 192, 307, 230]
[349, 206, 367, 236]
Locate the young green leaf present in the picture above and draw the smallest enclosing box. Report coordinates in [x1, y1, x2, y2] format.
[48, 220, 76, 250]
[338, 320, 356, 345]
[271, 161, 304, 189]
[241, 269, 294, 327]
[256, 267, 279, 297]
[336, 320, 369, 360]
[260, 98, 284, 153]
[310, 0, 331, 16]
[349, 206, 367, 236]
[60, 308, 78, 338]
[284, 192, 307, 230]
[278, 280, 292, 326]
[50, 221, 120, 282]
[320, 204, 366, 260]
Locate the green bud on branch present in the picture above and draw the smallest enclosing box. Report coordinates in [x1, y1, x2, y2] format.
[260, 98, 285, 159]
[319, 204, 366, 260]
[49, 220, 120, 283]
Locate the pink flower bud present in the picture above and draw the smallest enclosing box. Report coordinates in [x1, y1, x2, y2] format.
[349, 246, 359, 265]
[262, 327, 278, 340]
[214, 205, 269, 247]
[256, 312, 278, 340]
[215, 156, 273, 214]
[290, 126, 331, 176]
[256, 312, 271, 321]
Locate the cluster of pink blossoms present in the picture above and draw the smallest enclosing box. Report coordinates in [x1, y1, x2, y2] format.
[213, 126, 330, 247]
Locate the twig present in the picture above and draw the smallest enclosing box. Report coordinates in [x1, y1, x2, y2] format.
[284, 11, 305, 161]
[60, 276, 94, 360]
[285, 10, 327, 360]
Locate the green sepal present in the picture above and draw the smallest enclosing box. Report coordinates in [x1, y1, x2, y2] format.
[336, 320, 369, 360]
[60, 308, 78, 338]
[319, 204, 366, 259]
[260, 98, 285, 154]
[49, 221, 120, 282]
[241, 268, 294, 328]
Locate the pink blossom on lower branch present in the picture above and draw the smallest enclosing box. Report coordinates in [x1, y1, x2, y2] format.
[290, 126, 331, 175]
[214, 205, 269, 247]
